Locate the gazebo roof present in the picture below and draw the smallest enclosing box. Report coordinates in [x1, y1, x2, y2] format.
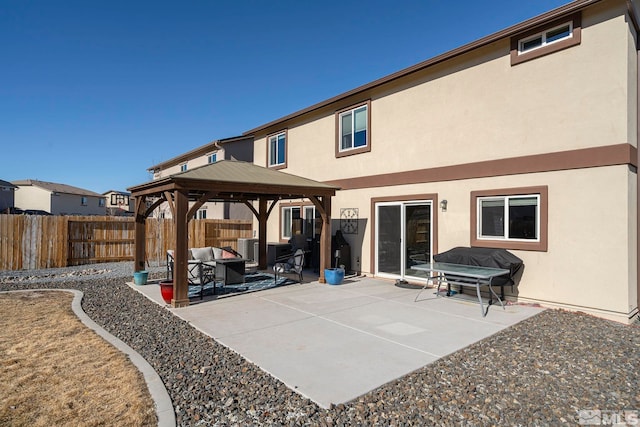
[128, 160, 339, 200]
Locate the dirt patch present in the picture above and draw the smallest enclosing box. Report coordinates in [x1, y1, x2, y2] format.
[0, 291, 157, 426]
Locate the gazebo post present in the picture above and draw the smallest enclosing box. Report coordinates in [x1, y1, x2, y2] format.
[319, 196, 332, 283]
[172, 190, 190, 307]
[257, 197, 268, 270]
[133, 195, 147, 273]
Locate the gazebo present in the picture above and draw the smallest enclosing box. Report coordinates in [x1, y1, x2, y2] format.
[128, 160, 339, 307]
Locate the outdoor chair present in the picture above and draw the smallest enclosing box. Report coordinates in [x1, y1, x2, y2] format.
[166, 250, 216, 299]
[273, 248, 305, 283]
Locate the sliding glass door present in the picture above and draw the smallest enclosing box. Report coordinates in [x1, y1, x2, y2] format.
[376, 201, 432, 280]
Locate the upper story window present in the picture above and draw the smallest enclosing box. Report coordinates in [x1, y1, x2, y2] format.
[268, 130, 287, 169]
[336, 101, 371, 157]
[208, 152, 217, 164]
[510, 13, 581, 66]
[180, 163, 188, 172]
[81, 196, 88, 206]
[110, 193, 129, 206]
[519, 22, 572, 54]
[98, 199, 106, 207]
[471, 186, 548, 251]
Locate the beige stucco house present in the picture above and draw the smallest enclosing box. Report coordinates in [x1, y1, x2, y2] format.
[12, 179, 106, 216]
[147, 135, 254, 220]
[244, 0, 640, 323]
[103, 190, 134, 216]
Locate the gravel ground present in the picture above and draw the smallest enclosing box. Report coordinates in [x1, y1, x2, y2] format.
[1, 262, 639, 426]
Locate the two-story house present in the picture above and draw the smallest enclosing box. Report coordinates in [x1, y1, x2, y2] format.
[12, 179, 106, 215]
[0, 179, 17, 213]
[103, 190, 134, 216]
[147, 135, 254, 220]
[244, 0, 640, 323]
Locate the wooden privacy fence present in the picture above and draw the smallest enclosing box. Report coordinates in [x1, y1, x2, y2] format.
[0, 215, 253, 271]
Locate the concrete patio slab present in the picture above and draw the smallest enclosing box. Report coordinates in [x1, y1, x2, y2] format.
[130, 275, 544, 408]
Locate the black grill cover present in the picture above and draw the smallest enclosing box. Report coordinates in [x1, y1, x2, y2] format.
[433, 247, 523, 286]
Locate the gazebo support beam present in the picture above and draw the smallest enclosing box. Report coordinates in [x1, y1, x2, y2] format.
[172, 190, 190, 307]
[133, 195, 147, 273]
[257, 198, 268, 269]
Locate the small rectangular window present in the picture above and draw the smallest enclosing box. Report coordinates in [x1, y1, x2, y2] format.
[510, 13, 581, 66]
[208, 153, 217, 164]
[81, 196, 88, 206]
[180, 163, 187, 172]
[340, 105, 368, 151]
[518, 22, 572, 55]
[336, 101, 372, 157]
[471, 186, 548, 251]
[268, 130, 287, 169]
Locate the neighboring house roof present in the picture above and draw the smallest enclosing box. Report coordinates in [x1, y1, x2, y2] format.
[147, 135, 253, 173]
[131, 160, 339, 195]
[103, 190, 131, 196]
[12, 179, 103, 197]
[243, 0, 607, 136]
[0, 179, 17, 189]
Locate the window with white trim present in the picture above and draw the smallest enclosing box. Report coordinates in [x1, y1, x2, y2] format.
[180, 163, 187, 172]
[510, 13, 581, 66]
[518, 22, 572, 55]
[477, 195, 540, 242]
[339, 104, 368, 152]
[281, 206, 301, 239]
[268, 131, 286, 168]
[197, 209, 207, 219]
[281, 204, 318, 240]
[208, 153, 217, 164]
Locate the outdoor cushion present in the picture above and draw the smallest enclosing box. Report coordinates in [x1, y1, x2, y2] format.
[212, 247, 223, 259]
[191, 247, 214, 262]
[222, 249, 236, 259]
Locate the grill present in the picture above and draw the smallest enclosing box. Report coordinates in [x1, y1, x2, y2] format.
[433, 247, 524, 295]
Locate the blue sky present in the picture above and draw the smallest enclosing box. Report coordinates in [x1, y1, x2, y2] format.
[1, 0, 569, 194]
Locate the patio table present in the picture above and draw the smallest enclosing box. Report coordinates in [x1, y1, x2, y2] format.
[412, 262, 510, 317]
[214, 258, 248, 288]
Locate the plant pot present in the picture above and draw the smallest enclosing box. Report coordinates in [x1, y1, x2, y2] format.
[159, 280, 174, 304]
[133, 270, 148, 286]
[324, 268, 345, 285]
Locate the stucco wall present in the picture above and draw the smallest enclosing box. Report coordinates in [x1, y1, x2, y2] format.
[253, 1, 638, 322]
[255, 2, 634, 183]
[51, 193, 105, 215]
[14, 186, 51, 212]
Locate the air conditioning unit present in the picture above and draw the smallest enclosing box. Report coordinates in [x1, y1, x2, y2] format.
[237, 238, 258, 261]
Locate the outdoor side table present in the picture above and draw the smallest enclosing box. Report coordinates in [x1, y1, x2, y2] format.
[215, 258, 247, 287]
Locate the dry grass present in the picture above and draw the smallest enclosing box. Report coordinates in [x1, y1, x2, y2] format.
[0, 291, 157, 426]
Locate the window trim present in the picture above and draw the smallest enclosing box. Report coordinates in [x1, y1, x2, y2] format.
[335, 100, 372, 158]
[180, 163, 188, 172]
[207, 152, 217, 164]
[470, 186, 548, 251]
[267, 129, 288, 170]
[510, 12, 581, 66]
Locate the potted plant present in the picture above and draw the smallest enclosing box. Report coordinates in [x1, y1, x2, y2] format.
[159, 280, 173, 304]
[324, 267, 345, 285]
[133, 270, 148, 286]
